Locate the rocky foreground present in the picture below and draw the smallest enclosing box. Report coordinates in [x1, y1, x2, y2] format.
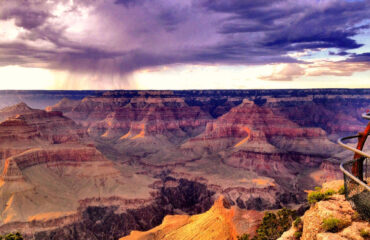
[118, 180, 369, 240]
[279, 181, 370, 240]
[120, 196, 262, 240]
[0, 89, 368, 239]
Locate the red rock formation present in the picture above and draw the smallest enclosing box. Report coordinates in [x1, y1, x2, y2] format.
[64, 95, 131, 123]
[308, 160, 343, 185]
[266, 98, 366, 134]
[45, 98, 80, 113]
[8, 146, 109, 170]
[184, 99, 337, 175]
[188, 99, 327, 144]
[0, 102, 38, 122]
[0, 105, 86, 160]
[0, 108, 87, 150]
[51, 95, 212, 141]
[1, 157, 24, 182]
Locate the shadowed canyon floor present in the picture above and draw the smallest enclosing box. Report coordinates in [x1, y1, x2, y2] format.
[0, 89, 368, 239]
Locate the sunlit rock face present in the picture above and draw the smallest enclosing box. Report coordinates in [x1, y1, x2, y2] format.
[45, 98, 80, 113]
[0, 89, 369, 239]
[120, 196, 263, 240]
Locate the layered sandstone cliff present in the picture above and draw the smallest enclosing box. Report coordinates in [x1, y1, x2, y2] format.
[44, 92, 349, 212]
[120, 196, 263, 240]
[0, 102, 37, 122]
[183, 99, 338, 180]
[0, 89, 366, 239]
[0, 105, 88, 160]
[0, 103, 155, 234]
[64, 95, 211, 140]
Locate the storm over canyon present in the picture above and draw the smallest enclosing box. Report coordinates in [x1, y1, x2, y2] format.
[1, 0, 370, 238]
[0, 89, 367, 239]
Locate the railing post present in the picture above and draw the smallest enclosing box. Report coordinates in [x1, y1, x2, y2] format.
[343, 172, 348, 199]
[353, 123, 370, 180]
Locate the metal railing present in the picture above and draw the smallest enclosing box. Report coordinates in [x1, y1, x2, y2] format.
[338, 113, 370, 219]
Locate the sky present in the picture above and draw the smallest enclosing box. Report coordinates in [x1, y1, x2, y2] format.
[0, 0, 369, 90]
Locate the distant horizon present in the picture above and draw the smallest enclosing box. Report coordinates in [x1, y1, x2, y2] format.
[2, 87, 370, 112]
[1, 87, 370, 92]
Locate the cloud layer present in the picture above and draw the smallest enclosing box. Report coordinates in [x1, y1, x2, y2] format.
[0, 0, 369, 83]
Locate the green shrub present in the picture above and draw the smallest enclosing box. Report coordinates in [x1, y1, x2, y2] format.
[254, 208, 297, 240]
[307, 188, 335, 204]
[0, 232, 23, 240]
[352, 211, 362, 221]
[237, 234, 250, 240]
[308, 191, 325, 204]
[293, 217, 302, 229]
[338, 186, 345, 195]
[322, 217, 348, 233]
[360, 229, 370, 239]
[324, 189, 336, 197]
[293, 231, 302, 240]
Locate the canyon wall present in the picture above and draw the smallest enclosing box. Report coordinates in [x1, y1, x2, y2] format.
[0, 89, 368, 239]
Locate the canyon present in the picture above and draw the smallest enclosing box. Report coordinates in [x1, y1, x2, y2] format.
[0, 89, 368, 239]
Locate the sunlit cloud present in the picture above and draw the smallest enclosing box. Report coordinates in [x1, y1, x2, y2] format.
[260, 64, 305, 81]
[0, 61, 369, 90]
[0, 19, 26, 42]
[0, 65, 55, 89]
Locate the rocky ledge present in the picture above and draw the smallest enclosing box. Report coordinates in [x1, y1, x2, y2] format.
[278, 180, 370, 240]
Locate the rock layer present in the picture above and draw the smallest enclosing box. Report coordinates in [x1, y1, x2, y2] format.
[0, 89, 368, 239]
[120, 196, 263, 240]
[33, 178, 215, 240]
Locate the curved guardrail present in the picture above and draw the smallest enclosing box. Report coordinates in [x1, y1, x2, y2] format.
[338, 135, 370, 191]
[337, 113, 370, 219]
[362, 113, 370, 120]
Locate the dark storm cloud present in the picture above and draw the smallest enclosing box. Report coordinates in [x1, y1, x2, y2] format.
[345, 52, 370, 62]
[115, 0, 144, 8]
[201, 0, 280, 13]
[158, 8, 188, 32]
[53, 50, 178, 73]
[1, 9, 49, 29]
[204, 0, 369, 51]
[0, 0, 50, 29]
[329, 51, 349, 56]
[193, 41, 299, 64]
[0, 0, 369, 75]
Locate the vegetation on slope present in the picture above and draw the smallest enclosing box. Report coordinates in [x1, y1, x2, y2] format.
[307, 187, 335, 205]
[321, 217, 349, 232]
[237, 184, 348, 240]
[237, 208, 297, 240]
[360, 228, 370, 239]
[0, 232, 23, 240]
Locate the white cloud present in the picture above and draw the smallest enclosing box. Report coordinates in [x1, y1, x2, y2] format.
[0, 65, 55, 89]
[0, 19, 26, 42]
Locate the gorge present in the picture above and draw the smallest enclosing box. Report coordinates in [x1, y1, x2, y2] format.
[0, 89, 368, 239]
